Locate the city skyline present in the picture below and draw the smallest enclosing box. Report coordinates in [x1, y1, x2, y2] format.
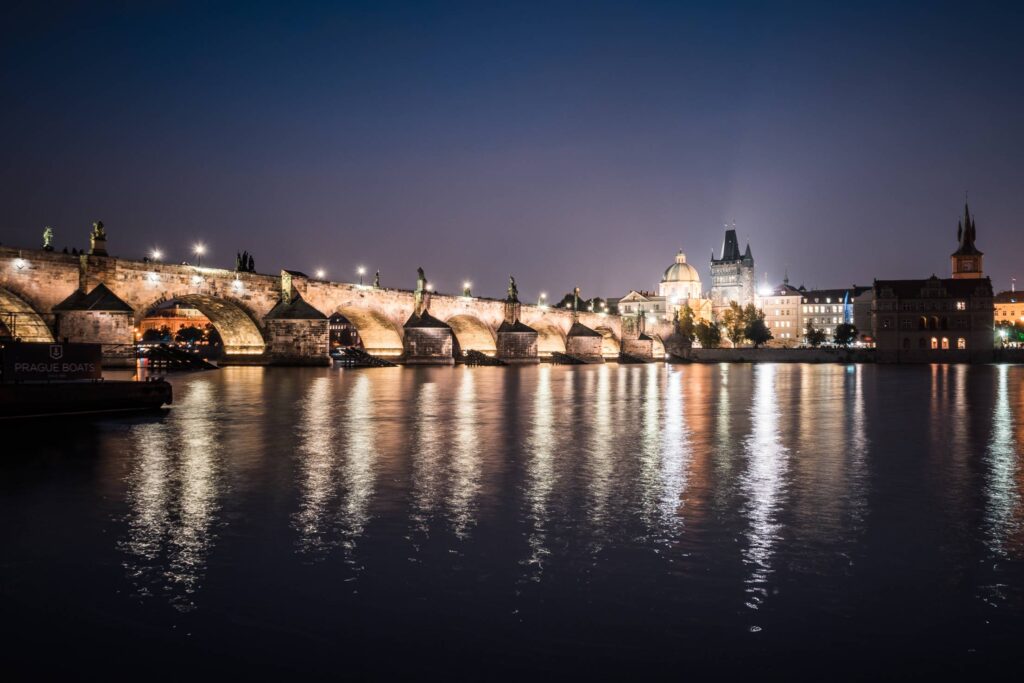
[2, 1, 1023, 298]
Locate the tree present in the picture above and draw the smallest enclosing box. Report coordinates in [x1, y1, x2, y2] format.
[175, 325, 205, 345]
[834, 323, 857, 346]
[676, 304, 696, 347]
[204, 323, 222, 347]
[745, 318, 773, 348]
[805, 320, 827, 347]
[141, 327, 165, 342]
[694, 320, 721, 349]
[720, 301, 746, 347]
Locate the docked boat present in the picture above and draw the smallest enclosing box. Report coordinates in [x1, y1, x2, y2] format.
[0, 340, 172, 418]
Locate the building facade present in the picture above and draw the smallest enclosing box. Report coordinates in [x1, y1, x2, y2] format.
[761, 279, 804, 347]
[710, 228, 755, 315]
[994, 290, 1024, 326]
[800, 287, 871, 343]
[872, 203, 994, 361]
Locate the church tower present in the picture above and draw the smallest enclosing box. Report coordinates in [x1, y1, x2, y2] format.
[951, 203, 983, 279]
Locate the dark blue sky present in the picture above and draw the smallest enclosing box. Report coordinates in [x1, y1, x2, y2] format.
[2, 0, 1022, 298]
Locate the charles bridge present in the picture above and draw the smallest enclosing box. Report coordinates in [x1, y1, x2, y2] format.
[0, 235, 670, 366]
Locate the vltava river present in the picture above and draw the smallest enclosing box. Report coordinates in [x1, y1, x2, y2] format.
[3, 363, 1024, 676]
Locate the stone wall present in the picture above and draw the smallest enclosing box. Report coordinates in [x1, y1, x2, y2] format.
[263, 319, 329, 365]
[676, 347, 876, 363]
[404, 327, 454, 365]
[621, 337, 654, 360]
[55, 310, 135, 366]
[497, 330, 539, 364]
[566, 335, 604, 362]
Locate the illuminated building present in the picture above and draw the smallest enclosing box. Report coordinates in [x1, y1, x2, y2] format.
[761, 279, 804, 346]
[994, 290, 1024, 326]
[710, 227, 755, 315]
[872, 203, 994, 360]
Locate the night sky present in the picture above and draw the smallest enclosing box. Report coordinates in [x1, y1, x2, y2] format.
[2, 1, 1022, 299]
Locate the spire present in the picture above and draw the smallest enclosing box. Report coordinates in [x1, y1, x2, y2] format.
[744, 243, 752, 259]
[784, 267, 789, 286]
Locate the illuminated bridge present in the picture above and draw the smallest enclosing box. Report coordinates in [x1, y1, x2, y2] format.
[0, 242, 667, 366]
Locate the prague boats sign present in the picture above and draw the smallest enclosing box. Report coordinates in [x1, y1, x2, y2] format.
[2, 342, 102, 381]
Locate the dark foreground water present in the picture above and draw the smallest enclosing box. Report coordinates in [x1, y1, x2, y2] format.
[3, 363, 1024, 677]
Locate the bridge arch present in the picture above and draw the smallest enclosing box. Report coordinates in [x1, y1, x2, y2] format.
[531, 320, 567, 357]
[0, 286, 54, 342]
[446, 314, 497, 356]
[333, 305, 404, 358]
[138, 294, 266, 355]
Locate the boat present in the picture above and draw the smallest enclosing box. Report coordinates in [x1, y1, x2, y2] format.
[0, 340, 173, 418]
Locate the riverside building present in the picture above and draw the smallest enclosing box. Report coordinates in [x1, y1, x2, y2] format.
[871, 203, 994, 361]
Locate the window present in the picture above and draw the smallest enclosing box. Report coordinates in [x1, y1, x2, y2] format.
[956, 301, 966, 311]
[941, 337, 949, 350]
[931, 337, 938, 349]
[957, 338, 966, 349]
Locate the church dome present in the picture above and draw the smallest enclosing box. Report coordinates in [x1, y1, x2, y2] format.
[662, 251, 701, 284]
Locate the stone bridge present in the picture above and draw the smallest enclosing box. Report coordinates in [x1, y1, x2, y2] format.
[0, 244, 668, 365]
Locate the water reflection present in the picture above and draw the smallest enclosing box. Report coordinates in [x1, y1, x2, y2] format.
[653, 368, 690, 542]
[523, 365, 555, 579]
[410, 381, 443, 539]
[740, 364, 789, 612]
[121, 380, 221, 611]
[585, 364, 613, 544]
[447, 369, 480, 538]
[984, 365, 1022, 562]
[339, 373, 375, 555]
[294, 377, 337, 556]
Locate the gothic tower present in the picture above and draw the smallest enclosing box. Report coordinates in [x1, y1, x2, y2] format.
[951, 203, 983, 279]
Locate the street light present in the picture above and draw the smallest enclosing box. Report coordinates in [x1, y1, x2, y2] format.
[150, 248, 163, 262]
[538, 291, 547, 307]
[193, 243, 206, 267]
[463, 281, 472, 297]
[357, 266, 366, 285]
[315, 268, 326, 280]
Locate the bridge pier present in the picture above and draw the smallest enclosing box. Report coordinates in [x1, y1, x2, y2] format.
[566, 322, 605, 363]
[403, 313, 455, 365]
[263, 292, 330, 365]
[495, 298, 539, 364]
[53, 283, 136, 366]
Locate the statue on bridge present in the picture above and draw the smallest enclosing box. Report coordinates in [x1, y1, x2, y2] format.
[374, 270, 380, 288]
[42, 226, 54, 252]
[507, 275, 519, 303]
[89, 221, 108, 256]
[414, 267, 428, 316]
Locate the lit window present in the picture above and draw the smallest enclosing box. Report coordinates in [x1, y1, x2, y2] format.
[931, 337, 938, 349]
[956, 301, 966, 311]
[941, 337, 950, 350]
[957, 338, 966, 349]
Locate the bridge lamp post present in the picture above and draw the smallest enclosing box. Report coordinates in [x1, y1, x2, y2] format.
[538, 292, 547, 308]
[150, 248, 163, 263]
[357, 266, 366, 286]
[463, 281, 472, 298]
[315, 269, 326, 280]
[193, 243, 206, 267]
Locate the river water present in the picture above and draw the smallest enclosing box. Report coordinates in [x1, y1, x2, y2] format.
[3, 363, 1024, 676]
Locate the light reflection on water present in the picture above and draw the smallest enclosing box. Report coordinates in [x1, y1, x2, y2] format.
[10, 363, 1024, 670]
[740, 364, 789, 612]
[121, 379, 220, 611]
